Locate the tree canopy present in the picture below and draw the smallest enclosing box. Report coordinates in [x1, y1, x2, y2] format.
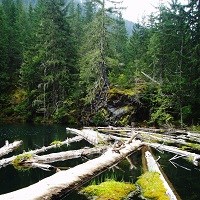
[0, 0, 199, 127]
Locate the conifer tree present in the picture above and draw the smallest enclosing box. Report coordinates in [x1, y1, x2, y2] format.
[0, 5, 9, 101]
[20, 0, 77, 121]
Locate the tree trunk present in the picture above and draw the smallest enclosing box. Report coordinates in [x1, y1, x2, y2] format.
[0, 140, 142, 200]
[145, 150, 179, 200]
[0, 136, 83, 168]
[0, 140, 23, 158]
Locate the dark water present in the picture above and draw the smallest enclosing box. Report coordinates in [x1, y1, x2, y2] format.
[0, 124, 142, 199]
[153, 150, 200, 200]
[0, 124, 200, 200]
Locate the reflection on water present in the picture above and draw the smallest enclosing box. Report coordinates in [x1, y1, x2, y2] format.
[0, 124, 200, 200]
[153, 150, 200, 200]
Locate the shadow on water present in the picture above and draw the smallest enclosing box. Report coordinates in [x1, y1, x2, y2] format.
[0, 124, 200, 200]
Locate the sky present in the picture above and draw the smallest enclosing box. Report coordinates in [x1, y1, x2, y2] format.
[121, 0, 160, 22]
[119, 0, 187, 22]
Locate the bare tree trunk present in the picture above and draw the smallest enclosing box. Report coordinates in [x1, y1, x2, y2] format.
[0, 136, 83, 168]
[0, 141, 22, 158]
[0, 140, 142, 200]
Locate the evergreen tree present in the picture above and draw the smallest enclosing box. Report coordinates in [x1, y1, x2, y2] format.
[0, 5, 9, 102]
[79, 0, 123, 103]
[1, 0, 22, 79]
[20, 0, 77, 121]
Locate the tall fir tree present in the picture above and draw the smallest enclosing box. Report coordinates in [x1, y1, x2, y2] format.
[20, 0, 77, 121]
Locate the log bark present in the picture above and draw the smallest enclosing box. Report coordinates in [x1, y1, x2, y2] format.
[28, 136, 83, 155]
[145, 151, 178, 200]
[0, 136, 83, 168]
[22, 146, 108, 165]
[0, 140, 142, 200]
[0, 140, 23, 158]
[66, 128, 114, 145]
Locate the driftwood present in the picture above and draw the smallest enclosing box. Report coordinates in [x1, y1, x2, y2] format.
[0, 136, 83, 168]
[29, 136, 83, 155]
[97, 126, 200, 144]
[66, 128, 123, 145]
[24, 162, 59, 172]
[20, 146, 107, 166]
[0, 140, 142, 200]
[145, 151, 178, 200]
[0, 140, 23, 158]
[1, 126, 199, 199]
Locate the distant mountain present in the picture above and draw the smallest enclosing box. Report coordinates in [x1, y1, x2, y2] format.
[125, 20, 134, 36]
[0, 0, 134, 35]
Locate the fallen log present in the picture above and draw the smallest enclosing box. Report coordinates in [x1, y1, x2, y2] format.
[19, 146, 107, 166]
[145, 142, 200, 166]
[66, 128, 117, 145]
[144, 151, 178, 200]
[0, 136, 83, 168]
[0, 140, 142, 200]
[0, 140, 23, 158]
[29, 136, 83, 155]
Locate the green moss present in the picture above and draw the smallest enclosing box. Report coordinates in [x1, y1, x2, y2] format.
[12, 153, 33, 171]
[108, 87, 136, 97]
[92, 108, 109, 126]
[50, 140, 63, 147]
[188, 125, 200, 132]
[118, 114, 131, 126]
[81, 180, 137, 200]
[181, 142, 200, 151]
[136, 172, 169, 200]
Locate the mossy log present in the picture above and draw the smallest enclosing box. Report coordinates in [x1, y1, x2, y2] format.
[0, 140, 142, 200]
[0, 136, 83, 168]
[144, 151, 179, 200]
[17, 146, 108, 168]
[96, 127, 200, 152]
[0, 140, 23, 158]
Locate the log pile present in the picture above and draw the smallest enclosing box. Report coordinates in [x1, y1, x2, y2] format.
[0, 126, 200, 199]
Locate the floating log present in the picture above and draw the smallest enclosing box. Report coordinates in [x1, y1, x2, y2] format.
[0, 140, 23, 158]
[66, 128, 119, 145]
[145, 151, 178, 200]
[0, 140, 142, 200]
[28, 136, 83, 155]
[146, 142, 200, 166]
[21, 146, 107, 165]
[0, 136, 83, 168]
[80, 127, 200, 153]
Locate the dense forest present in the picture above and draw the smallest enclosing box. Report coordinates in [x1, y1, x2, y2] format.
[0, 0, 199, 127]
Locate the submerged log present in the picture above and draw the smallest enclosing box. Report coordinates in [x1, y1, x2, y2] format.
[0, 136, 83, 168]
[146, 142, 200, 166]
[145, 151, 178, 200]
[0, 140, 142, 200]
[0, 140, 23, 158]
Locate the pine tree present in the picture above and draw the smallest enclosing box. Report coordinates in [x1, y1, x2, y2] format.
[0, 5, 9, 100]
[1, 0, 22, 80]
[20, 0, 77, 121]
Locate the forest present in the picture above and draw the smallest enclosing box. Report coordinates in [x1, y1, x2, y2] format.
[0, 0, 199, 128]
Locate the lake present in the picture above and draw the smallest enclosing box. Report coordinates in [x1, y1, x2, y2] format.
[0, 124, 200, 199]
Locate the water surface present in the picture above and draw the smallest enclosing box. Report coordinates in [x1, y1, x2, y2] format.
[0, 124, 200, 200]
